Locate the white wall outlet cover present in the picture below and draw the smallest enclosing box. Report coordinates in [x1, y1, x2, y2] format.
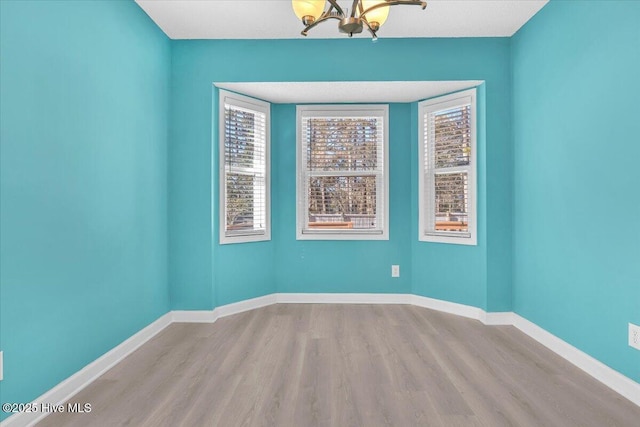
[629, 323, 640, 351]
[391, 265, 400, 278]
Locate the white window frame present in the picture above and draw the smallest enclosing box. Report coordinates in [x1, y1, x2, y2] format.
[296, 104, 389, 241]
[219, 90, 271, 245]
[418, 88, 477, 245]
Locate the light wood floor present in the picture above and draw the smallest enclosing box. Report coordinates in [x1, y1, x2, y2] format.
[39, 304, 639, 426]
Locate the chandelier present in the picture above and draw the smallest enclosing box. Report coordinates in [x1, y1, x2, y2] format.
[292, 0, 427, 40]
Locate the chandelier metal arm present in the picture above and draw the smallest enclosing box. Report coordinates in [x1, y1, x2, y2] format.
[327, 0, 345, 16]
[360, 0, 427, 20]
[297, 0, 428, 39]
[301, 13, 342, 36]
[350, 0, 361, 18]
[360, 18, 379, 40]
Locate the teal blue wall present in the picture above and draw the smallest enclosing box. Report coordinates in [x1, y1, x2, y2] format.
[410, 85, 492, 310]
[169, 38, 513, 312]
[2, 0, 638, 415]
[211, 87, 277, 306]
[512, 0, 640, 382]
[0, 0, 171, 417]
[273, 103, 413, 295]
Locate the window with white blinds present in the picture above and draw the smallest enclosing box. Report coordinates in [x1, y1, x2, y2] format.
[219, 90, 270, 244]
[296, 105, 389, 240]
[419, 89, 477, 245]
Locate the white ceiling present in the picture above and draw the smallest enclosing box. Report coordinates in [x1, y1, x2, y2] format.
[136, 0, 548, 40]
[215, 81, 483, 103]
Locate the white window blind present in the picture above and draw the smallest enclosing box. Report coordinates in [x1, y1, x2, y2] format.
[219, 90, 270, 244]
[297, 105, 389, 240]
[419, 89, 477, 245]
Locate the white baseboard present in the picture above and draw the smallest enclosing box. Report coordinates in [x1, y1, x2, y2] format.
[1, 312, 173, 427]
[275, 293, 411, 305]
[216, 294, 277, 318]
[172, 295, 276, 323]
[172, 310, 218, 323]
[483, 311, 516, 325]
[409, 294, 486, 321]
[511, 314, 640, 407]
[4, 294, 637, 427]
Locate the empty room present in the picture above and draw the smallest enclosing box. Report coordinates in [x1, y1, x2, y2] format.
[1, 0, 639, 426]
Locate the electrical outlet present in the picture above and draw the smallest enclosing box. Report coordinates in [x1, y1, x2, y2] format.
[629, 323, 640, 351]
[391, 265, 400, 278]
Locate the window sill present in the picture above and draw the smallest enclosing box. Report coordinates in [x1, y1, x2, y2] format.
[220, 232, 271, 245]
[419, 234, 477, 246]
[297, 231, 389, 241]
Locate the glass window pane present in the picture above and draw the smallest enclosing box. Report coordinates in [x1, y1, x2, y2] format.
[434, 172, 468, 232]
[307, 175, 378, 230]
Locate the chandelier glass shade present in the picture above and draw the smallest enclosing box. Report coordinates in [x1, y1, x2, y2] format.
[292, 0, 427, 39]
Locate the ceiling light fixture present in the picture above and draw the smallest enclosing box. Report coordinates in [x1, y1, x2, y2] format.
[292, 0, 427, 40]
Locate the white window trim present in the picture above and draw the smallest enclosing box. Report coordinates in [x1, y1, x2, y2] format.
[418, 88, 477, 246]
[296, 104, 389, 241]
[219, 90, 271, 245]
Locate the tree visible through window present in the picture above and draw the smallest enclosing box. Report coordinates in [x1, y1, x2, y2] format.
[219, 90, 270, 244]
[419, 89, 477, 245]
[224, 108, 263, 231]
[297, 106, 388, 240]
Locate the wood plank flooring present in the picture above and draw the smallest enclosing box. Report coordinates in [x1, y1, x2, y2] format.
[38, 304, 640, 426]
